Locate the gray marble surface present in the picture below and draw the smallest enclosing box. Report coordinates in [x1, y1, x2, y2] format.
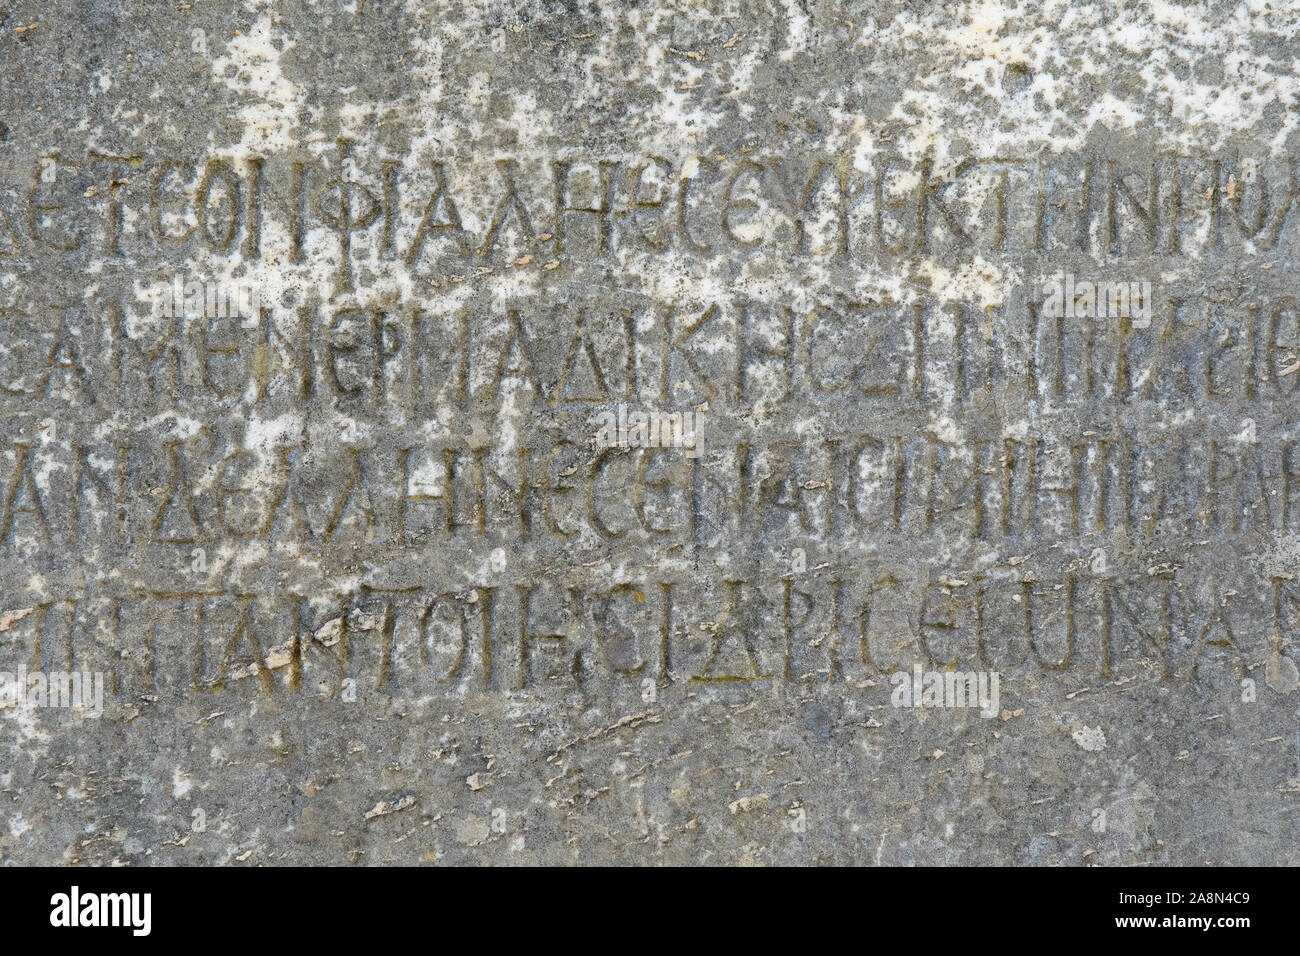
[0, 0, 1296, 864]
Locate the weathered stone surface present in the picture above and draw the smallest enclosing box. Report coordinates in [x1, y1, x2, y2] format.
[0, 0, 1298, 864]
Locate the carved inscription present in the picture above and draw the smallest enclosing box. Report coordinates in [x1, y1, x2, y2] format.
[3, 142, 1298, 703]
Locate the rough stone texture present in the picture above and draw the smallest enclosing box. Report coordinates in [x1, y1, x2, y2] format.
[0, 0, 1298, 865]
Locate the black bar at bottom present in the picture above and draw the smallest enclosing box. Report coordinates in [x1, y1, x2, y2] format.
[0, 865, 1276, 943]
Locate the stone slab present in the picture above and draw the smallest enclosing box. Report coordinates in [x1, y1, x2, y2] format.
[0, 0, 1297, 864]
